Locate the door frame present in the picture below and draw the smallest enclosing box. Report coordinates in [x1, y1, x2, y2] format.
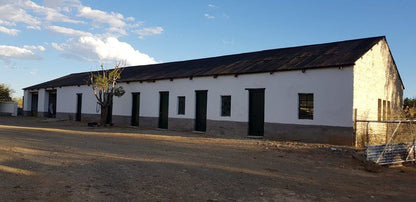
[31, 92, 38, 117]
[76, 93, 82, 121]
[131, 92, 140, 126]
[158, 91, 169, 129]
[246, 88, 265, 137]
[195, 90, 208, 132]
[47, 90, 57, 118]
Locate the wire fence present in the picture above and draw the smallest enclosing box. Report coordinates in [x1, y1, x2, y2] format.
[355, 120, 415, 165]
[355, 120, 414, 146]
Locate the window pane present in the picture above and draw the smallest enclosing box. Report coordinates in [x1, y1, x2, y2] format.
[221, 96, 231, 117]
[178, 96, 185, 115]
[298, 93, 313, 119]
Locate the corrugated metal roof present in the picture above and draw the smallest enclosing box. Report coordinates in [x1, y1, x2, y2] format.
[24, 36, 386, 90]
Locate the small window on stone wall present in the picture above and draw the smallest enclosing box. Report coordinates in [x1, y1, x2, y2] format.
[221, 95, 231, 117]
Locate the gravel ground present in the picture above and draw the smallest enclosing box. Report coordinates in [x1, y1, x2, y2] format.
[0, 116, 416, 201]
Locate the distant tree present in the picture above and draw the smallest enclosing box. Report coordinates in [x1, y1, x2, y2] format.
[90, 63, 125, 126]
[403, 97, 416, 119]
[12, 97, 23, 108]
[0, 83, 14, 102]
[404, 97, 416, 108]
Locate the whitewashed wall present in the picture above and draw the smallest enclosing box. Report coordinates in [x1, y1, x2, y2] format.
[37, 89, 48, 113]
[56, 85, 101, 116]
[0, 102, 17, 116]
[353, 39, 404, 120]
[23, 90, 31, 111]
[29, 67, 354, 127]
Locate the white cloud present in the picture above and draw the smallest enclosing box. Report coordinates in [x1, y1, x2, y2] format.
[51, 42, 64, 51]
[53, 36, 156, 65]
[0, 45, 42, 60]
[0, 4, 41, 26]
[77, 6, 127, 35]
[0, 0, 160, 67]
[0, 20, 16, 26]
[204, 13, 215, 19]
[47, 25, 92, 37]
[106, 27, 127, 36]
[134, 27, 164, 39]
[20, 0, 83, 24]
[208, 4, 216, 8]
[0, 0, 83, 32]
[43, 0, 81, 12]
[23, 45, 46, 52]
[26, 25, 41, 30]
[126, 16, 135, 22]
[0, 26, 20, 36]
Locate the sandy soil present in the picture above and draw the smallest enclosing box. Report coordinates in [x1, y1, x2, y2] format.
[0, 116, 416, 201]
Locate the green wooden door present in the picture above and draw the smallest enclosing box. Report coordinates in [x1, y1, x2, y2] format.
[131, 93, 140, 126]
[248, 89, 265, 136]
[195, 90, 207, 132]
[158, 92, 169, 129]
[31, 93, 38, 117]
[76, 93, 82, 121]
[48, 91, 57, 117]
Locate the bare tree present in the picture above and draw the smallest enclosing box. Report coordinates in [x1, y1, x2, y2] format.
[90, 63, 125, 125]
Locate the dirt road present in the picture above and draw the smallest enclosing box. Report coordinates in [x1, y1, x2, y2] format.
[0, 117, 415, 201]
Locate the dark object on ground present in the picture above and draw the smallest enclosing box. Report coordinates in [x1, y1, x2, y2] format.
[17, 108, 23, 116]
[88, 122, 98, 127]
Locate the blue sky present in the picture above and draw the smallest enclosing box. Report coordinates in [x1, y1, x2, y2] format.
[0, 0, 415, 98]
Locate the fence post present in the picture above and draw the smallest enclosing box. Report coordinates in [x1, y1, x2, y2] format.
[411, 122, 415, 163]
[353, 108, 357, 146]
[386, 122, 389, 144]
[366, 121, 370, 145]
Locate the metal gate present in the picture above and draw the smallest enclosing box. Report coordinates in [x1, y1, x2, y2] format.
[355, 120, 415, 165]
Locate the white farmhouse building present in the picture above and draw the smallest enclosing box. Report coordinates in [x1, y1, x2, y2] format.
[23, 36, 404, 146]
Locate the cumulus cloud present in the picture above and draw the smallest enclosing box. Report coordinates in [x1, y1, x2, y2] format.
[51, 42, 64, 51]
[0, 0, 83, 31]
[52, 36, 156, 65]
[0, 45, 43, 61]
[43, 0, 81, 12]
[23, 45, 46, 52]
[0, 4, 41, 26]
[77, 6, 127, 35]
[21, 0, 84, 24]
[0, 0, 162, 66]
[0, 26, 20, 36]
[47, 25, 92, 37]
[134, 27, 164, 39]
[126, 17, 135, 22]
[0, 20, 16, 26]
[26, 25, 41, 30]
